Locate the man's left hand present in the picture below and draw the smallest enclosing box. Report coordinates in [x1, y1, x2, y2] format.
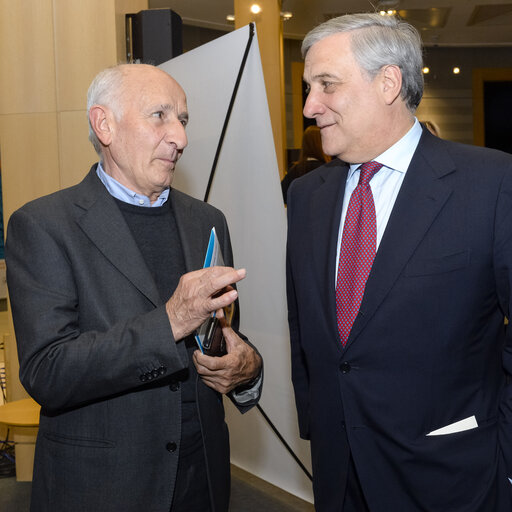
[193, 325, 262, 394]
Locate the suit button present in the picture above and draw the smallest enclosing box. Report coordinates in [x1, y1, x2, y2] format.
[341, 421, 346, 430]
[340, 362, 351, 374]
[166, 442, 177, 453]
[170, 380, 180, 391]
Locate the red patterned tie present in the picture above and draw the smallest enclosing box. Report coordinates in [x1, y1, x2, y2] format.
[336, 161, 383, 347]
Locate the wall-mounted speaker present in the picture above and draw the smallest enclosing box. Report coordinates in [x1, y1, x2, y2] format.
[127, 9, 183, 65]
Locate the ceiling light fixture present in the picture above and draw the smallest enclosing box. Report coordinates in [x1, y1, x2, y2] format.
[226, 14, 235, 22]
[281, 11, 293, 21]
[250, 4, 262, 14]
[378, 1, 399, 16]
[379, 9, 397, 17]
[422, 67, 430, 74]
[453, 67, 461, 74]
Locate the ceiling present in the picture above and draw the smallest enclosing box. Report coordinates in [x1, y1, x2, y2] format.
[149, 0, 512, 46]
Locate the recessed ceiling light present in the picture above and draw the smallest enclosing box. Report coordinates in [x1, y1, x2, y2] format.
[226, 14, 235, 22]
[250, 4, 262, 14]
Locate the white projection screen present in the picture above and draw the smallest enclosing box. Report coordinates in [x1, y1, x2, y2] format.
[159, 25, 313, 502]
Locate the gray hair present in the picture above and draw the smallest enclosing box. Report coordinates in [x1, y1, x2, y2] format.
[302, 13, 424, 112]
[86, 66, 127, 155]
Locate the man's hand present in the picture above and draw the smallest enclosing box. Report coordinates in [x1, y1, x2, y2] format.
[166, 266, 246, 341]
[193, 325, 262, 394]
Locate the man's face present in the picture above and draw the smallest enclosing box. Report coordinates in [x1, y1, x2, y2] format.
[102, 66, 188, 202]
[303, 32, 387, 164]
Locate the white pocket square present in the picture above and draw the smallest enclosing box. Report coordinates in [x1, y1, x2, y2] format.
[426, 415, 478, 436]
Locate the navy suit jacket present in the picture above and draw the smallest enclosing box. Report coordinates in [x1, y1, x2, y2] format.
[286, 129, 512, 511]
[6, 166, 260, 512]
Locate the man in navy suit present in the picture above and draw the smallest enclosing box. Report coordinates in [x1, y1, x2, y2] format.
[286, 13, 512, 511]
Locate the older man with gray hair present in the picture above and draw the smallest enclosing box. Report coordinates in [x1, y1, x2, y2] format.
[6, 63, 262, 512]
[286, 12, 512, 511]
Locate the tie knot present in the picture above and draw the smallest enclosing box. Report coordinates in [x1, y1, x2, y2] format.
[358, 161, 383, 187]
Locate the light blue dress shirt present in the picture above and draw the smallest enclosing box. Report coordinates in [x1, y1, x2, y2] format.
[96, 162, 169, 206]
[335, 118, 422, 282]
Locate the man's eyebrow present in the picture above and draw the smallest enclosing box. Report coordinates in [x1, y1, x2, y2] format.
[309, 72, 340, 81]
[158, 104, 189, 122]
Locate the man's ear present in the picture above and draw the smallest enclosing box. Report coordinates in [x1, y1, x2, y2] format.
[88, 105, 113, 147]
[380, 65, 403, 105]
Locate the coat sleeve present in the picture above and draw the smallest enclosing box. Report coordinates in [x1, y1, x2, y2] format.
[286, 185, 310, 440]
[495, 168, 512, 481]
[5, 205, 188, 413]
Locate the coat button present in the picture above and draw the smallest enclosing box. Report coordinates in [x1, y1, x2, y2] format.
[170, 380, 180, 391]
[166, 442, 177, 453]
[340, 362, 351, 374]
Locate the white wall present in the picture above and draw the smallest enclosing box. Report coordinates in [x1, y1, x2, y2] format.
[159, 25, 313, 503]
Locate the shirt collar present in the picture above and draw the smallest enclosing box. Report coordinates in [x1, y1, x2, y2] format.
[348, 118, 423, 179]
[96, 162, 170, 207]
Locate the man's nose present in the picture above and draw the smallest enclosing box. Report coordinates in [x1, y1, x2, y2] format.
[303, 91, 322, 119]
[166, 120, 188, 150]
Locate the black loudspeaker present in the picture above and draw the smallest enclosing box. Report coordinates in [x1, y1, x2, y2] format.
[129, 9, 183, 65]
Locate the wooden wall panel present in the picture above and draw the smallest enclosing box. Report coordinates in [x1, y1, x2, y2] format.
[0, 113, 60, 220]
[58, 111, 97, 189]
[53, 0, 117, 111]
[416, 88, 473, 144]
[0, 0, 57, 114]
[291, 61, 305, 149]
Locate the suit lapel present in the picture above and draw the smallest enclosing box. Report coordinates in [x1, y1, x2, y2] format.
[171, 189, 209, 272]
[346, 133, 456, 349]
[309, 160, 349, 344]
[73, 167, 161, 307]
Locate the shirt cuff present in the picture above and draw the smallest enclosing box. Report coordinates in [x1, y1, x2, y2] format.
[231, 372, 263, 404]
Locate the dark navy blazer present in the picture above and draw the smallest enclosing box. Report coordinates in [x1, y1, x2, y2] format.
[286, 128, 512, 511]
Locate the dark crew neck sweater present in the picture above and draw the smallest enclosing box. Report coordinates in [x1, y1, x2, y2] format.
[114, 198, 201, 447]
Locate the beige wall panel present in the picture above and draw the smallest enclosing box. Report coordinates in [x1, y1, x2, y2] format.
[291, 61, 304, 149]
[58, 111, 98, 189]
[54, 0, 117, 111]
[0, 113, 60, 221]
[115, 0, 148, 63]
[0, 0, 57, 114]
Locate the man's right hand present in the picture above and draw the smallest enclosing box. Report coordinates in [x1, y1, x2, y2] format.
[165, 266, 246, 341]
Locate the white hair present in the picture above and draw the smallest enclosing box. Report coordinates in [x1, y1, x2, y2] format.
[86, 66, 128, 155]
